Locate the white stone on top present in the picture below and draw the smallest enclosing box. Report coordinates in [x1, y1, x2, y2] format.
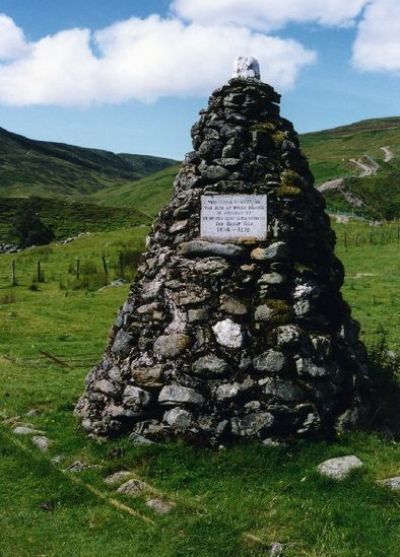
[232, 56, 261, 80]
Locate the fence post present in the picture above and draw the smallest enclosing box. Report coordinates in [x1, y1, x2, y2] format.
[76, 259, 80, 280]
[102, 255, 109, 283]
[344, 232, 347, 248]
[37, 260, 42, 283]
[11, 260, 17, 286]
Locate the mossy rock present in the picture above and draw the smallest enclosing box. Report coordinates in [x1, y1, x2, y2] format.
[268, 299, 294, 325]
[275, 186, 303, 197]
[281, 169, 306, 190]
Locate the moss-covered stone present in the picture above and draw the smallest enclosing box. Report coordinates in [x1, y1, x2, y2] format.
[275, 185, 303, 197]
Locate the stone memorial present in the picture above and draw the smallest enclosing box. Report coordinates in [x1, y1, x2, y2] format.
[75, 59, 372, 446]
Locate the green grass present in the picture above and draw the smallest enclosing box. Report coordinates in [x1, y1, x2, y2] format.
[1, 223, 400, 556]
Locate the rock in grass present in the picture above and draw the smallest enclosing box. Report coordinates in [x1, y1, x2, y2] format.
[379, 477, 400, 490]
[146, 498, 175, 514]
[13, 426, 43, 436]
[104, 470, 133, 486]
[317, 455, 363, 480]
[32, 435, 51, 452]
[117, 479, 149, 496]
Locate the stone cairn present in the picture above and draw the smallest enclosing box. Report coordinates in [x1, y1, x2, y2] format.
[76, 60, 371, 446]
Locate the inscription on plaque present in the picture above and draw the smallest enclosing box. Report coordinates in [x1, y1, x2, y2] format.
[200, 195, 267, 241]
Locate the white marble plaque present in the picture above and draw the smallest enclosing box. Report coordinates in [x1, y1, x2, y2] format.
[200, 195, 267, 242]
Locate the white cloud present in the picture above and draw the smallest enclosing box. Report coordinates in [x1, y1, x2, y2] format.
[171, 0, 370, 31]
[0, 14, 28, 60]
[0, 14, 316, 107]
[353, 0, 400, 72]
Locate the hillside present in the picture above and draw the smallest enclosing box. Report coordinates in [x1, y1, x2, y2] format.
[0, 126, 177, 198]
[88, 164, 180, 216]
[0, 198, 151, 243]
[90, 117, 400, 221]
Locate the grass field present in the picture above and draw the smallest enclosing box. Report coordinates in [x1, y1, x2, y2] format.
[2, 222, 400, 557]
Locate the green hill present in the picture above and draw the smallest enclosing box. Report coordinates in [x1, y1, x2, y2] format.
[0, 126, 177, 198]
[88, 164, 180, 216]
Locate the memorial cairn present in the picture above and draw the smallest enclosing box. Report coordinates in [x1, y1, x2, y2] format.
[76, 57, 371, 446]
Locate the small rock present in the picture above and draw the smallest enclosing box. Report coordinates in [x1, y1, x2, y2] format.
[111, 330, 134, 355]
[163, 407, 192, 429]
[146, 498, 175, 514]
[379, 477, 400, 490]
[104, 471, 134, 485]
[317, 455, 363, 480]
[296, 358, 329, 378]
[122, 385, 151, 411]
[178, 240, 245, 260]
[192, 355, 230, 376]
[32, 435, 51, 453]
[131, 365, 163, 387]
[158, 385, 204, 405]
[231, 412, 274, 437]
[269, 542, 284, 557]
[117, 479, 149, 496]
[253, 350, 287, 373]
[264, 378, 304, 402]
[129, 432, 156, 446]
[93, 379, 119, 397]
[13, 426, 43, 436]
[188, 308, 209, 323]
[276, 325, 302, 347]
[213, 319, 243, 348]
[219, 294, 247, 315]
[154, 334, 191, 358]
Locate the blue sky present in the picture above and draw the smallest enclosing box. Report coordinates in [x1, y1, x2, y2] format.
[0, 0, 399, 159]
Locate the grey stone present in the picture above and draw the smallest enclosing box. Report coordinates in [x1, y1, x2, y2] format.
[188, 308, 209, 323]
[146, 498, 175, 514]
[32, 435, 51, 452]
[104, 471, 133, 485]
[192, 355, 230, 376]
[169, 220, 188, 233]
[294, 299, 312, 317]
[93, 379, 119, 397]
[317, 456, 363, 480]
[215, 383, 240, 401]
[219, 294, 247, 315]
[129, 432, 156, 446]
[111, 330, 133, 355]
[163, 407, 192, 429]
[255, 305, 274, 322]
[153, 334, 191, 358]
[117, 479, 149, 496]
[264, 378, 304, 402]
[194, 257, 230, 276]
[122, 386, 151, 411]
[258, 273, 286, 285]
[296, 358, 330, 378]
[178, 240, 246, 260]
[379, 477, 400, 490]
[231, 412, 274, 437]
[158, 385, 204, 405]
[201, 165, 231, 181]
[213, 319, 243, 348]
[13, 426, 43, 436]
[276, 325, 302, 347]
[66, 460, 89, 473]
[253, 350, 287, 373]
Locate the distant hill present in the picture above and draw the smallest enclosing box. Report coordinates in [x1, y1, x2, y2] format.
[0, 126, 178, 198]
